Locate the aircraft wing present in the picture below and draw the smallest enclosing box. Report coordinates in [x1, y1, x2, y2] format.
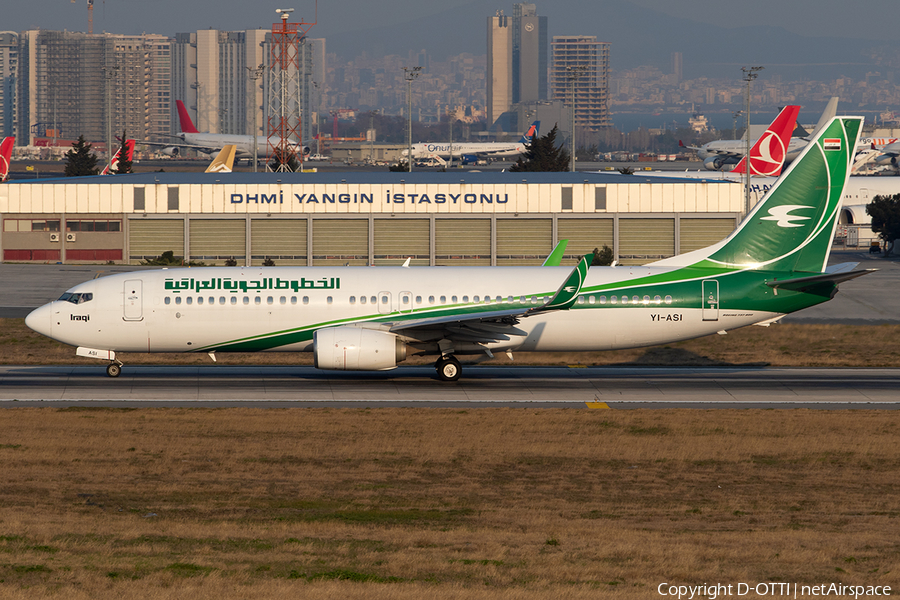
[385, 254, 591, 344]
[136, 139, 223, 156]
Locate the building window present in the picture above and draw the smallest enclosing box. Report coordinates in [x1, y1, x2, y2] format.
[595, 187, 607, 211]
[134, 187, 146, 211]
[561, 187, 573, 211]
[167, 187, 179, 211]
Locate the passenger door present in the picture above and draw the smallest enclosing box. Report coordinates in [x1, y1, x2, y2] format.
[124, 280, 143, 321]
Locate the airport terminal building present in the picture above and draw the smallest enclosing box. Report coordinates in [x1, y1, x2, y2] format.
[0, 172, 743, 266]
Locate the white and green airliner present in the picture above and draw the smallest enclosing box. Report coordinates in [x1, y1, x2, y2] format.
[26, 117, 872, 381]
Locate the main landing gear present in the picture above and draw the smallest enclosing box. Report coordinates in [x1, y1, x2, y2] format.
[434, 355, 461, 382]
[106, 360, 123, 378]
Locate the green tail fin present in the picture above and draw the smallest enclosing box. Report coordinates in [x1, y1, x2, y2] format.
[707, 116, 862, 273]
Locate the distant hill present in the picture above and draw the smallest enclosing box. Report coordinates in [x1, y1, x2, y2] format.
[326, 0, 900, 81]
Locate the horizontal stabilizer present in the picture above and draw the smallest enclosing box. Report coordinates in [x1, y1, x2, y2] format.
[766, 268, 876, 292]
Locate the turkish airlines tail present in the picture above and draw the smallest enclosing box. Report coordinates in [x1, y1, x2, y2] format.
[101, 139, 136, 175]
[730, 105, 800, 177]
[0, 136, 13, 182]
[176, 100, 200, 134]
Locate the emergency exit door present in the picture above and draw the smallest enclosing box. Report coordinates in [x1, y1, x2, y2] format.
[124, 280, 143, 321]
[702, 280, 719, 321]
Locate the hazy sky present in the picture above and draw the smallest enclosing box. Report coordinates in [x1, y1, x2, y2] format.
[6, 0, 898, 44]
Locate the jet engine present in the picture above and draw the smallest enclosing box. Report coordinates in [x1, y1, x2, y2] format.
[875, 154, 899, 168]
[161, 147, 180, 157]
[703, 155, 730, 171]
[313, 327, 407, 371]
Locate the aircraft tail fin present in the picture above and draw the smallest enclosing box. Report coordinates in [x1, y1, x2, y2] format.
[0, 136, 13, 182]
[808, 96, 839, 138]
[205, 145, 237, 173]
[176, 100, 200, 134]
[101, 139, 135, 175]
[520, 121, 540, 144]
[730, 105, 800, 177]
[650, 116, 863, 274]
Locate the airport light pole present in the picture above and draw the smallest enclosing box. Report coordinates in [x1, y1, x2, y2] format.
[403, 66, 422, 173]
[566, 65, 587, 172]
[742, 66, 763, 217]
[247, 63, 264, 172]
[101, 65, 118, 166]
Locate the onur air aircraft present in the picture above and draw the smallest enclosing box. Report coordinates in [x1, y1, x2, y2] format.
[403, 121, 539, 162]
[140, 101, 307, 161]
[26, 116, 872, 381]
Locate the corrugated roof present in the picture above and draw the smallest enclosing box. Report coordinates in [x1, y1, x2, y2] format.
[16, 171, 729, 186]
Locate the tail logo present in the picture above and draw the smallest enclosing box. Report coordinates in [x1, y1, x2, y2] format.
[749, 130, 787, 176]
[760, 205, 814, 228]
[823, 138, 842, 151]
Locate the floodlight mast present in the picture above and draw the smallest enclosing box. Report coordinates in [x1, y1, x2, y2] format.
[742, 65, 764, 217]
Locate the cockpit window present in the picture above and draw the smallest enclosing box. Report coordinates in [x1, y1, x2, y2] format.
[58, 292, 93, 304]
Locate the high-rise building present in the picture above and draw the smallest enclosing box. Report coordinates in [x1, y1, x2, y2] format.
[172, 30, 267, 137]
[550, 35, 611, 132]
[16, 30, 171, 149]
[486, 10, 512, 127]
[512, 3, 547, 104]
[0, 32, 17, 139]
[672, 51, 683, 83]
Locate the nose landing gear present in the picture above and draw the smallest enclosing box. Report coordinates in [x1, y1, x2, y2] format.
[106, 360, 123, 378]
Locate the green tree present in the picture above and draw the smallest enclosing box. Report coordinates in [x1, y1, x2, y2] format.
[509, 124, 570, 172]
[114, 130, 133, 174]
[64, 135, 99, 177]
[866, 193, 900, 255]
[592, 245, 614, 266]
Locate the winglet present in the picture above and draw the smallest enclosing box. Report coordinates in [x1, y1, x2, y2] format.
[542, 239, 569, 266]
[205, 145, 237, 173]
[528, 253, 591, 314]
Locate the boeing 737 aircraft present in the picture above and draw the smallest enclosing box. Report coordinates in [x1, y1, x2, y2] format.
[0, 136, 14, 182]
[403, 121, 539, 162]
[26, 117, 871, 381]
[140, 101, 307, 160]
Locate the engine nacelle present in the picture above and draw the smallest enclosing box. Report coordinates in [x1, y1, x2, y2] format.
[703, 155, 730, 171]
[313, 327, 406, 371]
[874, 154, 899, 167]
[161, 146, 180, 157]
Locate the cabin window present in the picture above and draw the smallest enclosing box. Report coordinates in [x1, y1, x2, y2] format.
[254, 297, 261, 305]
[197, 297, 204, 305]
[303, 296, 310, 305]
[266, 297, 273, 305]
[428, 295, 435, 304]
[462, 296, 469, 303]
[621, 296, 628, 305]
[531, 296, 538, 304]
[654, 295, 662, 304]
[440, 296, 446, 303]
[371, 296, 377, 304]
[484, 296, 491, 303]
[589, 296, 596, 304]
[327, 296, 333, 305]
[577, 296, 585, 304]
[599, 296, 606, 304]
[381, 295, 388, 304]
[229, 296, 236, 305]
[360, 296, 367, 305]
[415, 296, 422, 304]
[507, 295, 513, 303]
[473, 296, 480, 303]
[349, 296, 356, 304]
[642, 295, 650, 305]
[175, 297, 182, 305]
[164, 297, 171, 305]
[452, 296, 458, 303]
[291, 296, 297, 305]
[243, 297, 250, 305]
[279, 296, 286, 305]
[665, 295, 673, 305]
[611, 296, 618, 304]
[402, 296, 409, 305]
[632, 295, 639, 304]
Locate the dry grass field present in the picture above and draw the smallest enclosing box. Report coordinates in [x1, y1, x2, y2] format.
[1, 409, 899, 599]
[2, 318, 900, 368]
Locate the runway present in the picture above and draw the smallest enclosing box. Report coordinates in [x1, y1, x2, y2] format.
[1, 365, 898, 408]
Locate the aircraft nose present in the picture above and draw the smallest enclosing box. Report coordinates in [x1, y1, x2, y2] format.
[25, 304, 53, 337]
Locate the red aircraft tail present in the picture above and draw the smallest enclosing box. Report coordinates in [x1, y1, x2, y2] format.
[730, 105, 800, 177]
[176, 100, 200, 134]
[0, 137, 13, 182]
[102, 139, 135, 175]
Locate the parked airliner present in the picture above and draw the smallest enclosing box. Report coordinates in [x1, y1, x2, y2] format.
[26, 117, 871, 381]
[403, 121, 539, 162]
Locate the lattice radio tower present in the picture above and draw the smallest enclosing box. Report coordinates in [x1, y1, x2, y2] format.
[267, 5, 316, 172]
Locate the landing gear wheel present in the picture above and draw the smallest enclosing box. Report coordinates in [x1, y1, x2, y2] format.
[435, 355, 462, 382]
[106, 363, 122, 378]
